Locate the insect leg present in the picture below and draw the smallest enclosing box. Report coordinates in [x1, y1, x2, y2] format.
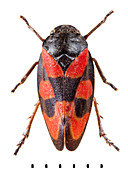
[20, 16, 44, 42]
[84, 10, 114, 39]
[14, 100, 40, 155]
[92, 58, 117, 90]
[11, 61, 38, 92]
[93, 97, 119, 151]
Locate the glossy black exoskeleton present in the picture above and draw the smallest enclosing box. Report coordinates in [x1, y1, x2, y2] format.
[43, 25, 88, 72]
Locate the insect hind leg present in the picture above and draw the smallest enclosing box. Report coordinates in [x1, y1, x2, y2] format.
[93, 97, 119, 151]
[14, 101, 40, 155]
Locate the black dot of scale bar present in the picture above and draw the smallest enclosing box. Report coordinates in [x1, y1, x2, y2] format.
[87, 164, 89, 168]
[100, 164, 103, 168]
[59, 164, 62, 168]
[73, 164, 75, 168]
[45, 164, 48, 168]
[30, 163, 103, 168]
[31, 164, 34, 168]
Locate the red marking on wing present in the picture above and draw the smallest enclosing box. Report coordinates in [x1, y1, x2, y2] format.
[75, 80, 93, 100]
[55, 101, 73, 118]
[43, 101, 66, 140]
[66, 48, 88, 78]
[55, 101, 90, 140]
[42, 48, 63, 78]
[43, 110, 60, 140]
[39, 80, 55, 100]
[55, 101, 65, 118]
[68, 102, 90, 140]
[70, 112, 90, 140]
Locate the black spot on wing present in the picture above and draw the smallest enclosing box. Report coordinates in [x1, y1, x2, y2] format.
[74, 96, 93, 118]
[44, 98, 56, 117]
[49, 77, 63, 101]
[49, 77, 81, 102]
[64, 78, 81, 101]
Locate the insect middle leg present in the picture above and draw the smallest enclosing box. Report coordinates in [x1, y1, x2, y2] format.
[11, 61, 38, 92]
[92, 58, 117, 91]
[14, 100, 40, 155]
[93, 97, 119, 151]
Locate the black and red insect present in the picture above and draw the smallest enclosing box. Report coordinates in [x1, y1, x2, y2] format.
[12, 11, 119, 155]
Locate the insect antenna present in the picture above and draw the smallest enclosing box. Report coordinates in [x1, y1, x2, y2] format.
[20, 15, 45, 42]
[84, 10, 114, 39]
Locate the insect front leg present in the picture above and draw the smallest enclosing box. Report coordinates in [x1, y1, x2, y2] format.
[93, 97, 119, 151]
[11, 61, 38, 92]
[92, 57, 117, 91]
[14, 101, 40, 155]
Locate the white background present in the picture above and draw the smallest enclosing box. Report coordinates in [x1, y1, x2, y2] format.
[0, 0, 128, 169]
